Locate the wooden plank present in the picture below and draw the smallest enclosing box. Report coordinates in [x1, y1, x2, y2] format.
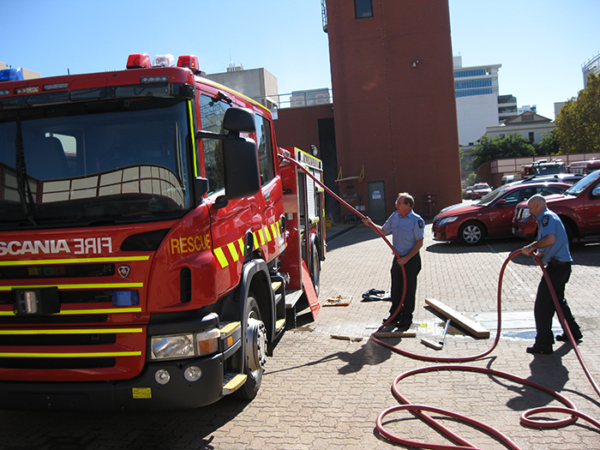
[425, 298, 490, 339]
[372, 331, 416, 338]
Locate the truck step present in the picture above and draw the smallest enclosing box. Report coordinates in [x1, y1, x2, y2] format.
[276, 318, 286, 332]
[285, 290, 303, 309]
[222, 373, 247, 395]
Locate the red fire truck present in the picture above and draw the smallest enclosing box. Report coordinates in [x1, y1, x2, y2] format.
[0, 54, 324, 410]
[520, 159, 566, 179]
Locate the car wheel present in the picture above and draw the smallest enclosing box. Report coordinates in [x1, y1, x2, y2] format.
[459, 221, 484, 245]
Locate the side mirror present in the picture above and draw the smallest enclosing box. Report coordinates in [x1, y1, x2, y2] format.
[495, 199, 507, 207]
[221, 135, 260, 202]
[223, 107, 256, 134]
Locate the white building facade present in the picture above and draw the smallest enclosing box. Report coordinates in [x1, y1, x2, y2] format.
[454, 56, 502, 146]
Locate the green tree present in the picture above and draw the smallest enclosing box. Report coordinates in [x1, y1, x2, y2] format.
[555, 73, 600, 154]
[469, 133, 535, 170]
[536, 129, 561, 156]
[465, 172, 478, 186]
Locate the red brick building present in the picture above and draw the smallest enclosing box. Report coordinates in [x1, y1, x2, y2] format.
[275, 0, 461, 223]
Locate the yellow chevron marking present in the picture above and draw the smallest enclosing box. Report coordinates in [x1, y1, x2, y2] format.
[227, 242, 239, 262]
[214, 247, 229, 268]
[258, 229, 265, 246]
[264, 226, 272, 242]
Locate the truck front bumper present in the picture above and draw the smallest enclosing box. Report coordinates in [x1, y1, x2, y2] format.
[0, 354, 224, 411]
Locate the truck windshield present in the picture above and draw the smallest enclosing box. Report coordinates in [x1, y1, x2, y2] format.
[534, 164, 565, 176]
[0, 97, 193, 229]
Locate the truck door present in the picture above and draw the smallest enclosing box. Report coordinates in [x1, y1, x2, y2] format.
[368, 181, 386, 223]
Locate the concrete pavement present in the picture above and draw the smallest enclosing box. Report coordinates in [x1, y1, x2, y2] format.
[1, 223, 599, 449]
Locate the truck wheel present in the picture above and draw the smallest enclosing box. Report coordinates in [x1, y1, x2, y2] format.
[236, 295, 267, 400]
[310, 242, 321, 296]
[459, 221, 484, 245]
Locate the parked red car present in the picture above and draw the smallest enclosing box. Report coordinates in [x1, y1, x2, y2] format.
[433, 182, 569, 245]
[512, 170, 600, 243]
[471, 182, 492, 199]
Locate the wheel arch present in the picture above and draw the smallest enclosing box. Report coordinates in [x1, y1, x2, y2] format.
[234, 259, 276, 352]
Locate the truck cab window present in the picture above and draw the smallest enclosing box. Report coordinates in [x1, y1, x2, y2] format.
[200, 95, 230, 195]
[255, 114, 275, 186]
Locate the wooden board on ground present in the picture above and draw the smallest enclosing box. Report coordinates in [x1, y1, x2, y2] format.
[372, 331, 416, 338]
[324, 296, 352, 306]
[425, 298, 490, 339]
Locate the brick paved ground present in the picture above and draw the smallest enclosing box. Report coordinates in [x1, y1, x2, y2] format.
[1, 224, 599, 449]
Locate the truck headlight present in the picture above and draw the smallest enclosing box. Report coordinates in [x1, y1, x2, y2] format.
[150, 329, 220, 361]
[439, 216, 458, 226]
[151, 334, 194, 360]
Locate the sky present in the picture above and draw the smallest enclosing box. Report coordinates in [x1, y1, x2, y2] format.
[1, 0, 599, 120]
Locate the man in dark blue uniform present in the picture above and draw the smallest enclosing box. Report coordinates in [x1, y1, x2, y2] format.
[521, 195, 582, 355]
[363, 192, 425, 332]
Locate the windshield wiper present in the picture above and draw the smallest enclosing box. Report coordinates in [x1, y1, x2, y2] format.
[15, 118, 37, 226]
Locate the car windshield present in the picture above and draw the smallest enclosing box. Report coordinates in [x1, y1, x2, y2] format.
[0, 97, 193, 229]
[565, 170, 600, 196]
[476, 186, 507, 206]
[474, 183, 489, 189]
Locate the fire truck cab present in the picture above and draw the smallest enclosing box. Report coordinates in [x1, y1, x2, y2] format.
[0, 54, 324, 410]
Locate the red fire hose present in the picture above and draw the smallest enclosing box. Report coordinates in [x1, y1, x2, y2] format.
[281, 153, 600, 448]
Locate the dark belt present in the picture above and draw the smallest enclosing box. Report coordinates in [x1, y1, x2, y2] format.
[547, 258, 571, 267]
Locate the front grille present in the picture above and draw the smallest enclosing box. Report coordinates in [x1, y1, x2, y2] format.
[0, 315, 108, 325]
[0, 333, 116, 346]
[0, 289, 113, 305]
[0, 358, 116, 370]
[0, 264, 115, 280]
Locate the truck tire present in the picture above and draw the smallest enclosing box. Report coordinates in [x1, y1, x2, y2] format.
[459, 221, 484, 245]
[236, 295, 267, 400]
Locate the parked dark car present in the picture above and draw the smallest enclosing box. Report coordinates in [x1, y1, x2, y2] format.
[513, 170, 600, 244]
[433, 182, 569, 245]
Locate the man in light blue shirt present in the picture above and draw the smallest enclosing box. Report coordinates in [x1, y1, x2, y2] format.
[363, 192, 425, 331]
[521, 194, 582, 354]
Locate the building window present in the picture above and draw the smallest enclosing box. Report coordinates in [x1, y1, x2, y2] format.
[355, 0, 373, 19]
[455, 79, 492, 90]
[455, 88, 493, 98]
[528, 132, 535, 142]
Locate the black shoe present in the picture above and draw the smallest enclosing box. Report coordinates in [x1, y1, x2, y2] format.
[395, 321, 412, 332]
[526, 345, 553, 355]
[556, 332, 582, 343]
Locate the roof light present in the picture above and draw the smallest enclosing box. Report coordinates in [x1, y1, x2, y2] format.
[153, 54, 175, 68]
[0, 68, 24, 82]
[177, 55, 203, 74]
[126, 53, 152, 69]
[43, 82, 68, 91]
[15, 86, 39, 95]
[140, 75, 169, 84]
